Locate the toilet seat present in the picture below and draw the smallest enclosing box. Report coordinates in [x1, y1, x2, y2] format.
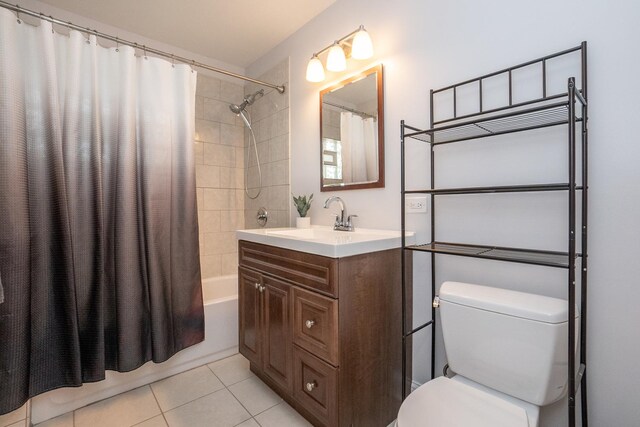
[397, 376, 531, 427]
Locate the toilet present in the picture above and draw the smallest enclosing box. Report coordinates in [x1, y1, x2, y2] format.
[397, 281, 578, 427]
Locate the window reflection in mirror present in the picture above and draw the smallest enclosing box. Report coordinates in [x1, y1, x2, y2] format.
[320, 64, 384, 191]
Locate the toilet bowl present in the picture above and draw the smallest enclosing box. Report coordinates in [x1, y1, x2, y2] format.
[397, 376, 539, 427]
[396, 281, 578, 427]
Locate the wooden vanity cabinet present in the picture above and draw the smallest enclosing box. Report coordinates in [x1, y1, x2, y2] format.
[239, 266, 293, 393]
[238, 240, 408, 427]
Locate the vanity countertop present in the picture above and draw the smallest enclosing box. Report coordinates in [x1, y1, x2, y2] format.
[236, 226, 415, 258]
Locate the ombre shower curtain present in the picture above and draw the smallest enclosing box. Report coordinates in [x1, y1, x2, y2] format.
[340, 112, 378, 183]
[0, 9, 203, 414]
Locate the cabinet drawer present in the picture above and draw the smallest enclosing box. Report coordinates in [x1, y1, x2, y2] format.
[239, 240, 338, 297]
[293, 287, 338, 366]
[293, 346, 338, 427]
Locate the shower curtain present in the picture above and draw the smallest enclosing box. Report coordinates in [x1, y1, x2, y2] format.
[0, 9, 204, 414]
[340, 112, 378, 183]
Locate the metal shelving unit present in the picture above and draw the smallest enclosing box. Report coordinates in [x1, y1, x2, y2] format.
[400, 42, 589, 427]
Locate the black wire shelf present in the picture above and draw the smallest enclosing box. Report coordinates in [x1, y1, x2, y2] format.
[403, 320, 433, 339]
[405, 241, 580, 268]
[400, 42, 589, 426]
[404, 101, 582, 145]
[404, 183, 584, 195]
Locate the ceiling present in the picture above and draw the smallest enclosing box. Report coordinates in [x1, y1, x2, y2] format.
[38, 0, 336, 67]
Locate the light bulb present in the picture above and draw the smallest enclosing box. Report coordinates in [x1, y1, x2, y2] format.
[351, 26, 373, 60]
[306, 55, 325, 82]
[326, 41, 347, 72]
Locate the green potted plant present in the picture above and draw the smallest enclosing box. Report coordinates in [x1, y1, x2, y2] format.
[292, 193, 313, 228]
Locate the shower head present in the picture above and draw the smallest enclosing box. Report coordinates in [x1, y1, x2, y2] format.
[229, 101, 248, 114]
[229, 89, 265, 115]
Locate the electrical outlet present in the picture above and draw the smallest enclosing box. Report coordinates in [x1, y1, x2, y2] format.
[406, 196, 427, 213]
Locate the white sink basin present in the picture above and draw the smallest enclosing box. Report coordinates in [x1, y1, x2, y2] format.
[236, 226, 415, 258]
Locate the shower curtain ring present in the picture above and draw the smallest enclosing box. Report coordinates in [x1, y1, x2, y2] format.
[143, 45, 148, 60]
[49, 16, 55, 33]
[85, 27, 91, 44]
[15, 5, 21, 24]
[191, 60, 195, 73]
[171, 54, 175, 68]
[115, 37, 119, 52]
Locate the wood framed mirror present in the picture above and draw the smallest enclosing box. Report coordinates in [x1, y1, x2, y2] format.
[320, 64, 384, 191]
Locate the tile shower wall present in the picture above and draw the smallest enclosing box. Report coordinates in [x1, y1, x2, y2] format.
[243, 59, 290, 229]
[195, 74, 246, 278]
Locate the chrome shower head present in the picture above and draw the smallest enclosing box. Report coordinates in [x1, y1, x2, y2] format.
[229, 100, 248, 114]
[228, 89, 265, 115]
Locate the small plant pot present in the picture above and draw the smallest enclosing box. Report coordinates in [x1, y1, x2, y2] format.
[296, 217, 311, 229]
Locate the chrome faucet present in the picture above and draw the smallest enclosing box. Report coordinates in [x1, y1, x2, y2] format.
[323, 196, 358, 231]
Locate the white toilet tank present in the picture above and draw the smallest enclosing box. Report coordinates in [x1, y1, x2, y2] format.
[439, 281, 578, 406]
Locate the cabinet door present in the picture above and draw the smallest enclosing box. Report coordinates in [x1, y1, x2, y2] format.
[239, 267, 262, 367]
[262, 275, 293, 392]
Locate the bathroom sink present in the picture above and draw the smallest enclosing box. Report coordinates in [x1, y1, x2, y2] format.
[236, 226, 415, 258]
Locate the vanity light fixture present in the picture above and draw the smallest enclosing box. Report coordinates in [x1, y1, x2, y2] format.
[306, 25, 374, 82]
[306, 54, 325, 82]
[351, 25, 374, 60]
[326, 41, 347, 72]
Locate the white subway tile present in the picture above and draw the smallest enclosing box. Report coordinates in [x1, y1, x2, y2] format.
[198, 210, 221, 232]
[204, 98, 236, 125]
[200, 254, 221, 278]
[196, 74, 221, 99]
[220, 81, 244, 104]
[195, 164, 220, 188]
[193, 141, 204, 165]
[204, 143, 235, 167]
[195, 96, 204, 120]
[195, 120, 220, 144]
[220, 123, 244, 147]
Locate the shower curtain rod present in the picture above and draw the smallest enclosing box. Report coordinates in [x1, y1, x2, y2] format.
[0, 0, 286, 94]
[322, 100, 376, 119]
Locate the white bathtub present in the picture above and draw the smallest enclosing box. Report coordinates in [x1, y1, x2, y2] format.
[31, 275, 239, 424]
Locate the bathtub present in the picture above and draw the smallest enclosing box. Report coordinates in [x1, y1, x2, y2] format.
[31, 275, 239, 424]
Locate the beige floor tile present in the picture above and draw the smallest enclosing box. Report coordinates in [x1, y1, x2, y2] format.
[0, 403, 26, 426]
[208, 354, 254, 386]
[6, 421, 25, 427]
[164, 389, 250, 427]
[150, 365, 224, 411]
[254, 403, 312, 427]
[133, 415, 168, 427]
[233, 419, 259, 427]
[34, 412, 73, 427]
[35, 411, 73, 427]
[74, 386, 160, 427]
[228, 377, 282, 416]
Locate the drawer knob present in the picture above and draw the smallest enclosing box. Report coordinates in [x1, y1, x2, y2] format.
[305, 320, 315, 329]
[254, 282, 260, 290]
[305, 381, 317, 392]
[259, 285, 266, 293]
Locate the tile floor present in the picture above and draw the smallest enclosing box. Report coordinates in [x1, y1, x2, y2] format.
[1, 354, 312, 427]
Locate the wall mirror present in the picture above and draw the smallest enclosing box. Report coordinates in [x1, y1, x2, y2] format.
[320, 64, 384, 191]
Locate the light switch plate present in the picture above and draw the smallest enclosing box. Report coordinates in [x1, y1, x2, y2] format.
[406, 196, 427, 213]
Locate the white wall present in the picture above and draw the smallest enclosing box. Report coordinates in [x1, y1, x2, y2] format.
[247, 0, 640, 425]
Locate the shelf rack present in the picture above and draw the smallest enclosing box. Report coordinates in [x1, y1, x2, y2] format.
[400, 42, 588, 427]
